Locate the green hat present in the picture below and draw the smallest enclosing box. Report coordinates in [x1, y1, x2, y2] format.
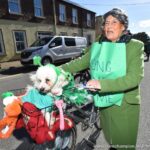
[1, 92, 14, 99]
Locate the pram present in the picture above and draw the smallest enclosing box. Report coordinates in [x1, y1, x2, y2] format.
[5, 69, 101, 150]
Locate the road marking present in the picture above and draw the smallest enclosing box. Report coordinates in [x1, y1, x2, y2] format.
[0, 73, 23, 80]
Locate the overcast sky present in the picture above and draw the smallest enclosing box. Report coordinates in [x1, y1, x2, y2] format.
[71, 0, 150, 36]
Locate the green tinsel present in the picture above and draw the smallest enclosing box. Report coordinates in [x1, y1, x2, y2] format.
[63, 80, 89, 105]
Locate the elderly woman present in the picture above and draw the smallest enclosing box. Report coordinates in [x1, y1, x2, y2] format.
[61, 8, 144, 150]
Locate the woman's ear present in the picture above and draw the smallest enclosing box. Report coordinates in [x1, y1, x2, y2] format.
[122, 25, 125, 32]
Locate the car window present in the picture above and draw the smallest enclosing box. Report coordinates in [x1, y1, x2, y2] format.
[50, 37, 62, 47]
[30, 37, 53, 47]
[65, 38, 76, 46]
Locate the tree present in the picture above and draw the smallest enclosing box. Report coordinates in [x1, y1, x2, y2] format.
[132, 32, 150, 44]
[132, 32, 150, 61]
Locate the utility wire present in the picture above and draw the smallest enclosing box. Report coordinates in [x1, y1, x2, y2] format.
[79, 1, 150, 6]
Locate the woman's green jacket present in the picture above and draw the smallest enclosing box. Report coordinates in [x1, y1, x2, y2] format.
[61, 39, 144, 105]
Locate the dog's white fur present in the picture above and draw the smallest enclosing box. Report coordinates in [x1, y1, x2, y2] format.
[30, 65, 69, 96]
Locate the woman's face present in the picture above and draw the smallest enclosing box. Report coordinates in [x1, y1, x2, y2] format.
[104, 15, 125, 42]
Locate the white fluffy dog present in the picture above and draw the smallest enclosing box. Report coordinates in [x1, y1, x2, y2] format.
[30, 65, 70, 96]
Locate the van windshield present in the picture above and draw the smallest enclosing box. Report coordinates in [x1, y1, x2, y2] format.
[30, 37, 53, 47]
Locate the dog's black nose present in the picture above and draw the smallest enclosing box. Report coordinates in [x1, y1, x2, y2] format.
[40, 88, 45, 92]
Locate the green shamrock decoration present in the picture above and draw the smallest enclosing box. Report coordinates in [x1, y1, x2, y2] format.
[33, 56, 42, 66]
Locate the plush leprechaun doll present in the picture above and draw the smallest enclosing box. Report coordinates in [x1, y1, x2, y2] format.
[0, 92, 22, 139]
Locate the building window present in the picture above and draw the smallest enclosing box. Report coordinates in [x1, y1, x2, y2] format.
[72, 8, 78, 24]
[34, 0, 43, 17]
[72, 33, 78, 36]
[0, 30, 5, 55]
[13, 31, 27, 52]
[8, 0, 21, 14]
[59, 32, 67, 36]
[87, 13, 92, 27]
[59, 4, 66, 22]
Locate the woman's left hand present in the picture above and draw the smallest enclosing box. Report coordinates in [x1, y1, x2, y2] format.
[86, 80, 101, 91]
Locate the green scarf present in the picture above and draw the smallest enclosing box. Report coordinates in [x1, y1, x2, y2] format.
[90, 42, 126, 107]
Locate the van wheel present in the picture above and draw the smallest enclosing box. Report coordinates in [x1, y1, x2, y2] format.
[42, 57, 52, 65]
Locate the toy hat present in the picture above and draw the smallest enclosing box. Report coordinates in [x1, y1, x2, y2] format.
[1, 92, 17, 106]
[33, 56, 61, 76]
[1, 92, 14, 99]
[46, 64, 61, 76]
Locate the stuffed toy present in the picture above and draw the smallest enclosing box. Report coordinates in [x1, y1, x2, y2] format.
[0, 92, 22, 139]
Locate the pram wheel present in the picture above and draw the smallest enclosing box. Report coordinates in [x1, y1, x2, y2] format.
[54, 127, 76, 150]
[33, 127, 77, 150]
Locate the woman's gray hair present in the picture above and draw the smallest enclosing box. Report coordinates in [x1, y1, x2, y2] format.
[103, 8, 129, 30]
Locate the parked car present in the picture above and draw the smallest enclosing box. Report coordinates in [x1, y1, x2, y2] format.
[20, 36, 87, 66]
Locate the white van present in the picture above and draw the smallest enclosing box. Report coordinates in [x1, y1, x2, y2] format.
[20, 36, 87, 65]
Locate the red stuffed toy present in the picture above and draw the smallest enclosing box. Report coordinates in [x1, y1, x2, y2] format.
[0, 92, 22, 139]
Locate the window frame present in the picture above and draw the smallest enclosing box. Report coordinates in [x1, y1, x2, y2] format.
[34, 0, 44, 17]
[13, 30, 27, 53]
[59, 4, 66, 22]
[8, 0, 21, 14]
[0, 29, 5, 55]
[72, 8, 78, 24]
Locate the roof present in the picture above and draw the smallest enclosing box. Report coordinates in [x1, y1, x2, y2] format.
[62, 0, 96, 13]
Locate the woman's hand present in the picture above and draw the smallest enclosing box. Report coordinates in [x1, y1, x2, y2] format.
[86, 80, 101, 91]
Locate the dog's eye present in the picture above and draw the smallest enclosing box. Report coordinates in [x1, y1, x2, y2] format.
[38, 79, 41, 83]
[46, 79, 50, 83]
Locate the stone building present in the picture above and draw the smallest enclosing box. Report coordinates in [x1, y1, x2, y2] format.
[0, 0, 95, 62]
